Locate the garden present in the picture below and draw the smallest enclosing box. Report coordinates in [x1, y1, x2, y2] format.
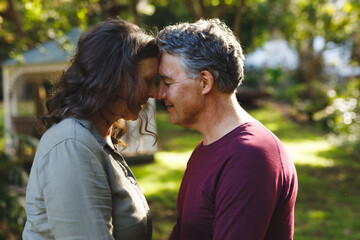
[1, 0, 360, 239]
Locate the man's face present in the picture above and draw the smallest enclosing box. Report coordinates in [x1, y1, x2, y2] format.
[157, 53, 203, 127]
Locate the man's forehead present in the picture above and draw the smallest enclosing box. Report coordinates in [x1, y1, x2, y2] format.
[159, 54, 181, 76]
[160, 53, 179, 64]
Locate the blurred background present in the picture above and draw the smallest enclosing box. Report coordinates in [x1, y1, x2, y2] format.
[0, 0, 359, 239]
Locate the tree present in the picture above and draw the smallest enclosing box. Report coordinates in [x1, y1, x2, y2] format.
[274, 0, 360, 120]
[0, 0, 144, 101]
[0, 0, 142, 63]
[145, 0, 278, 53]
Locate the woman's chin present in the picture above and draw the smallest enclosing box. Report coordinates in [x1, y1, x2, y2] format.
[121, 105, 143, 121]
[128, 109, 142, 121]
[127, 115, 139, 121]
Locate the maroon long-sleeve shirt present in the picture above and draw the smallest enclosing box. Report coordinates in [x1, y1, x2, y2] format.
[169, 121, 298, 240]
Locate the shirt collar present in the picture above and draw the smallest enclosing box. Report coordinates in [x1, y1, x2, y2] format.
[73, 117, 108, 147]
[73, 117, 121, 153]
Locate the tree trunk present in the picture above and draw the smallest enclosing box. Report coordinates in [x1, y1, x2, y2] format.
[213, 0, 229, 19]
[296, 39, 325, 121]
[1, 0, 25, 34]
[185, 0, 202, 20]
[99, 0, 128, 19]
[233, 0, 246, 39]
[130, 0, 139, 25]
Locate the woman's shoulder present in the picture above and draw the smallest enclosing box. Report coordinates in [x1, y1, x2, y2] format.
[43, 118, 88, 138]
[38, 118, 100, 154]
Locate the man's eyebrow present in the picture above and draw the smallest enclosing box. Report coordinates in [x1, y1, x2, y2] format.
[160, 75, 169, 80]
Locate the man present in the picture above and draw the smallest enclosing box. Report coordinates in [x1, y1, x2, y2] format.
[156, 19, 298, 240]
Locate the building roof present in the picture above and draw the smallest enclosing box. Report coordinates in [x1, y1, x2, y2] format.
[3, 28, 81, 66]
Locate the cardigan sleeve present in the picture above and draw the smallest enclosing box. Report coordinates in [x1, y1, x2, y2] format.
[37, 138, 114, 240]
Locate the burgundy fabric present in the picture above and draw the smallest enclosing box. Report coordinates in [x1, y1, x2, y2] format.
[169, 121, 298, 240]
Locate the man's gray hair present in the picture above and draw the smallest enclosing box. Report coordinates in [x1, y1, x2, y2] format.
[156, 18, 245, 93]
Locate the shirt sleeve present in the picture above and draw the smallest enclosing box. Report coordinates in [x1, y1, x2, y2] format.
[169, 217, 181, 240]
[213, 148, 280, 240]
[37, 138, 114, 240]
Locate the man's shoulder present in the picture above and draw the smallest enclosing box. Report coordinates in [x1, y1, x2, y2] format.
[233, 121, 283, 147]
[211, 121, 290, 165]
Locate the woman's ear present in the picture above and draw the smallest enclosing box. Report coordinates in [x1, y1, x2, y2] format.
[199, 70, 214, 95]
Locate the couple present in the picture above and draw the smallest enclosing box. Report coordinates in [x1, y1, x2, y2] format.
[23, 18, 298, 240]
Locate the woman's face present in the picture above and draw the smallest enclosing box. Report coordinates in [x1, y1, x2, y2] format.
[110, 57, 159, 121]
[132, 56, 159, 119]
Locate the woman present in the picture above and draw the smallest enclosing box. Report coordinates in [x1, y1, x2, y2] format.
[23, 19, 159, 240]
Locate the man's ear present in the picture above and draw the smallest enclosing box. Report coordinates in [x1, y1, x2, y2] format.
[199, 70, 214, 95]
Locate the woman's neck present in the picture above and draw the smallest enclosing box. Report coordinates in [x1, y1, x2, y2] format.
[90, 112, 114, 147]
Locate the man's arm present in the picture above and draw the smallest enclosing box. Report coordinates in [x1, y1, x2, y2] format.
[213, 149, 280, 240]
[169, 218, 181, 240]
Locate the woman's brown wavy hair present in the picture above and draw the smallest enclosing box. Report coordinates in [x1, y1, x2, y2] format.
[37, 18, 159, 144]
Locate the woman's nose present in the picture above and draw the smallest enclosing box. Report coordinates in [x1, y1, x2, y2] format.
[148, 84, 157, 99]
[157, 82, 166, 100]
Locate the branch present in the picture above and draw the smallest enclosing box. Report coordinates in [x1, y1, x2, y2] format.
[233, 0, 245, 38]
[6, 0, 24, 34]
[185, 0, 202, 20]
[130, 0, 139, 25]
[213, 0, 229, 19]
[99, 0, 128, 19]
[199, 0, 208, 18]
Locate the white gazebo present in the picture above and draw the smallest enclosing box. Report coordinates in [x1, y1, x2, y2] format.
[2, 28, 157, 163]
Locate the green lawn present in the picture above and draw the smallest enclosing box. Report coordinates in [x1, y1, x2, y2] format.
[132, 103, 360, 240]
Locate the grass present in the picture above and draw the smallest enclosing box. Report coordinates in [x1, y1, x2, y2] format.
[131, 104, 360, 240]
[1, 101, 360, 239]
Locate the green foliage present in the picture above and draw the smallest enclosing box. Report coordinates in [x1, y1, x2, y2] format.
[0, 0, 107, 62]
[142, 2, 192, 30]
[263, 0, 360, 123]
[242, 67, 265, 90]
[0, 103, 27, 238]
[314, 77, 360, 155]
[225, 1, 271, 51]
[295, 83, 330, 120]
[0, 152, 27, 239]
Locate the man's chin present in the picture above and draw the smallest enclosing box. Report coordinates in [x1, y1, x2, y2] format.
[169, 117, 180, 126]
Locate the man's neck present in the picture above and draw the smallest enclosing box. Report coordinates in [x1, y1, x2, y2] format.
[194, 94, 254, 146]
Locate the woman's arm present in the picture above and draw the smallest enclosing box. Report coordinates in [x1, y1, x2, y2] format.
[38, 138, 114, 240]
